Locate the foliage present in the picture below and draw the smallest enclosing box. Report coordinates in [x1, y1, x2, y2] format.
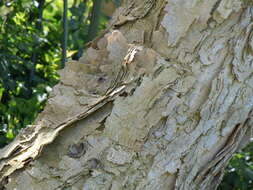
[219, 141, 253, 190]
[0, 0, 115, 147]
[0, 0, 60, 146]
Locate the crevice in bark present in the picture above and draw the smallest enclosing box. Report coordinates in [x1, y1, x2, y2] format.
[210, 0, 223, 16]
[195, 116, 252, 188]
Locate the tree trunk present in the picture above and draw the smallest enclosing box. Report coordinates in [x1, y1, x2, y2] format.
[0, 0, 252, 189]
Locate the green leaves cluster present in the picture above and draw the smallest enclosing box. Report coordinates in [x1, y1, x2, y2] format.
[219, 141, 253, 190]
[0, 0, 60, 147]
[0, 0, 114, 147]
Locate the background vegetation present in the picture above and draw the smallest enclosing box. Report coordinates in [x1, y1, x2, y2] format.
[0, 0, 252, 189]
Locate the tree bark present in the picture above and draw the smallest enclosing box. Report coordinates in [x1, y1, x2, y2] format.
[0, 0, 253, 189]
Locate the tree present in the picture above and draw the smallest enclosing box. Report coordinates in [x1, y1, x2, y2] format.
[0, 0, 252, 189]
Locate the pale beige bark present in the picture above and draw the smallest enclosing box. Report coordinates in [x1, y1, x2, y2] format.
[0, 0, 252, 189]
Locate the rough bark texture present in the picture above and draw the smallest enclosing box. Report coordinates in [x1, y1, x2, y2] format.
[0, 0, 253, 189]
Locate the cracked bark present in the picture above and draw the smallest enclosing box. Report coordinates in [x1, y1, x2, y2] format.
[0, 0, 253, 189]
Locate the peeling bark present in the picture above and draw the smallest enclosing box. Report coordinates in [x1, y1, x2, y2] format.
[0, 0, 253, 190]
